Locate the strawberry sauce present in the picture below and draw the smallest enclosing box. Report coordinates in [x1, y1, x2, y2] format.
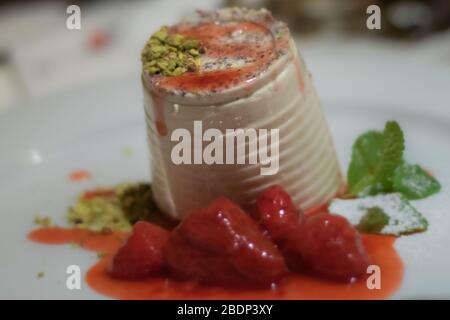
[148, 90, 168, 136]
[69, 170, 92, 182]
[147, 19, 291, 96]
[28, 227, 403, 300]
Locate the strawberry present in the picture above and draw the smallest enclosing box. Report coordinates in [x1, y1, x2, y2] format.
[254, 185, 370, 282]
[166, 197, 288, 287]
[253, 185, 303, 243]
[108, 221, 170, 279]
[283, 211, 371, 281]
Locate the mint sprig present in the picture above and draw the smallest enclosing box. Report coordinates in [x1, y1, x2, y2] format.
[347, 120, 441, 200]
[342, 120, 442, 236]
[348, 121, 404, 196]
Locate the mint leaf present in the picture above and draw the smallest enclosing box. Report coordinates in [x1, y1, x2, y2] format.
[393, 164, 441, 200]
[356, 207, 390, 234]
[377, 121, 405, 189]
[347, 131, 383, 195]
[329, 193, 428, 236]
[348, 121, 405, 196]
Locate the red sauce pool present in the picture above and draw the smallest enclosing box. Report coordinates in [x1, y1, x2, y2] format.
[69, 170, 92, 182]
[28, 227, 403, 300]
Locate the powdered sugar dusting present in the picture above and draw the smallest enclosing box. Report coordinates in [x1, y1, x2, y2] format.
[329, 193, 428, 236]
[400, 167, 438, 195]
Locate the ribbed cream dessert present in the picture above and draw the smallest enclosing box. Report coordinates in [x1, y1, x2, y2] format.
[142, 7, 343, 219]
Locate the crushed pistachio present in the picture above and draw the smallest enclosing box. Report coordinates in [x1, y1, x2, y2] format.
[34, 215, 53, 228]
[67, 185, 132, 232]
[66, 183, 173, 232]
[141, 26, 202, 76]
[119, 183, 159, 224]
[120, 183, 177, 229]
[122, 147, 133, 157]
[356, 207, 390, 234]
[37, 272, 45, 278]
[97, 252, 106, 259]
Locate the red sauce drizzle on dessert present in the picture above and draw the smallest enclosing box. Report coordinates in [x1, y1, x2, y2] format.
[149, 91, 168, 136]
[28, 226, 403, 300]
[150, 21, 289, 95]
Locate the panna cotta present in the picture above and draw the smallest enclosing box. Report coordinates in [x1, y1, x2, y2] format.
[142, 7, 343, 219]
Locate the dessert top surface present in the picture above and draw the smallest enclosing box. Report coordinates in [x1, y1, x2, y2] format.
[141, 8, 291, 98]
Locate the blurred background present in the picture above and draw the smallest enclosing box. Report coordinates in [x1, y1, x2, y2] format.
[0, 0, 449, 114]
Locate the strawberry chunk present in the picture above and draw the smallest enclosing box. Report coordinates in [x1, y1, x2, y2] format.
[108, 221, 170, 279]
[166, 197, 288, 287]
[254, 185, 370, 282]
[284, 211, 371, 281]
[253, 185, 303, 243]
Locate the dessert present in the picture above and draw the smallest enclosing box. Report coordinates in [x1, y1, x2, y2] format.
[27, 7, 443, 301]
[142, 7, 343, 219]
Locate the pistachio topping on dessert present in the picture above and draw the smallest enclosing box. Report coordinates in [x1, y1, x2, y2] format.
[141, 26, 202, 76]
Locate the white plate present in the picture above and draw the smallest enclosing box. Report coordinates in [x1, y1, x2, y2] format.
[1, 62, 450, 299]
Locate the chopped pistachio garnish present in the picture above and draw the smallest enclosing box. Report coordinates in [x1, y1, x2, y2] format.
[122, 147, 133, 157]
[97, 252, 106, 259]
[37, 272, 45, 278]
[119, 183, 159, 224]
[66, 183, 172, 232]
[141, 26, 202, 76]
[67, 186, 132, 232]
[34, 215, 53, 228]
[356, 207, 390, 234]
